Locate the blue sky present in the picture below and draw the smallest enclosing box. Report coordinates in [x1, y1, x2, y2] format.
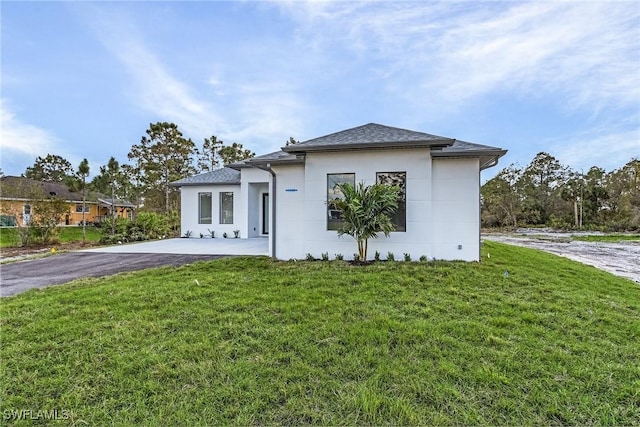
[1, 1, 639, 181]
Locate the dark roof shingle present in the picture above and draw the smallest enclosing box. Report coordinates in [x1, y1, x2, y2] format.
[169, 167, 241, 186]
[283, 123, 454, 152]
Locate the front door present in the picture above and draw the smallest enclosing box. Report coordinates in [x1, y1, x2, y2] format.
[262, 193, 269, 235]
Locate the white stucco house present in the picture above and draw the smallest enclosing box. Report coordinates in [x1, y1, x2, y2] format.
[170, 123, 506, 261]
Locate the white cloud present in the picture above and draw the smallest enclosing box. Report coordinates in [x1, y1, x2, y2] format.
[551, 126, 640, 173]
[0, 99, 57, 157]
[277, 1, 640, 116]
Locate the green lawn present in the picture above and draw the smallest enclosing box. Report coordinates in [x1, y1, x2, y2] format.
[0, 226, 101, 248]
[1, 242, 639, 425]
[571, 233, 640, 243]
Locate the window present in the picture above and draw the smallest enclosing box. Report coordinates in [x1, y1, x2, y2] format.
[220, 192, 234, 224]
[327, 173, 355, 230]
[198, 192, 212, 224]
[377, 172, 406, 232]
[75, 204, 91, 213]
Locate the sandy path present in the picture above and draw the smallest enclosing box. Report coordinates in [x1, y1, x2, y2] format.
[483, 234, 640, 283]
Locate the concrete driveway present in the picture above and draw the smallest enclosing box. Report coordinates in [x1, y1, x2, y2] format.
[1, 238, 269, 297]
[82, 237, 269, 255]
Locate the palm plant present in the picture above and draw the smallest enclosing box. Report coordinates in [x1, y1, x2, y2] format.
[334, 182, 400, 262]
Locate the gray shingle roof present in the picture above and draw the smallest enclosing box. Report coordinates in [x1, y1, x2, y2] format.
[283, 123, 454, 152]
[432, 140, 508, 170]
[169, 167, 240, 186]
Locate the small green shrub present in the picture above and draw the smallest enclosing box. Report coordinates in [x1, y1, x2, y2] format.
[404, 253, 411, 262]
[305, 253, 315, 261]
[374, 251, 381, 262]
[387, 252, 395, 262]
[334, 253, 344, 261]
[321, 252, 329, 261]
[183, 230, 193, 238]
[419, 255, 428, 262]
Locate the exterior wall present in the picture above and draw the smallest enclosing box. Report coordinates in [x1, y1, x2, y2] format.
[431, 158, 481, 261]
[0, 199, 128, 226]
[298, 148, 435, 261]
[240, 168, 271, 238]
[270, 150, 481, 261]
[179, 184, 242, 237]
[272, 164, 305, 259]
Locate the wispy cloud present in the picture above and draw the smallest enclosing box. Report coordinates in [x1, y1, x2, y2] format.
[0, 99, 58, 164]
[277, 1, 640, 116]
[81, 4, 310, 152]
[551, 124, 640, 172]
[83, 7, 226, 140]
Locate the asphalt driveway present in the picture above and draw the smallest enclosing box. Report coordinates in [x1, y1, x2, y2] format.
[0, 253, 226, 297]
[1, 238, 269, 297]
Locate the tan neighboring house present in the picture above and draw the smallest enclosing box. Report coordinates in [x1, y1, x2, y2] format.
[0, 176, 135, 226]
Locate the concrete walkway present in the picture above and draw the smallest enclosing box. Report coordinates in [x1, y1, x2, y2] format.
[81, 237, 269, 256]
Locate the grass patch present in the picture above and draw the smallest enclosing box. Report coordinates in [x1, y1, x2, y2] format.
[0, 226, 101, 248]
[571, 233, 640, 243]
[1, 242, 639, 425]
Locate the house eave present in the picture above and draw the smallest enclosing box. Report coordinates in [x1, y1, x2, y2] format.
[168, 181, 240, 187]
[282, 139, 455, 154]
[431, 149, 508, 170]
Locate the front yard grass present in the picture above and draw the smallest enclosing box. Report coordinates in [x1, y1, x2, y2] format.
[0, 226, 101, 248]
[571, 233, 640, 243]
[1, 242, 638, 425]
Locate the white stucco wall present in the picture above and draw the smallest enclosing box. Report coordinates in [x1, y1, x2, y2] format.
[240, 168, 271, 238]
[272, 164, 305, 260]
[270, 150, 481, 261]
[299, 148, 435, 261]
[179, 184, 242, 238]
[431, 158, 480, 261]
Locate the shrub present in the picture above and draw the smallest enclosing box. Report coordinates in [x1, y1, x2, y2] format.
[305, 253, 315, 261]
[321, 252, 329, 261]
[419, 255, 428, 262]
[387, 252, 395, 262]
[334, 253, 344, 261]
[374, 251, 381, 262]
[404, 253, 411, 262]
[183, 230, 193, 238]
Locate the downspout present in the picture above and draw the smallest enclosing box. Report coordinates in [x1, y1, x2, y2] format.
[250, 163, 276, 259]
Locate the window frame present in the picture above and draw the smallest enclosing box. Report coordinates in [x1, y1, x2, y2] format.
[376, 171, 407, 232]
[219, 191, 234, 224]
[198, 192, 212, 224]
[75, 204, 91, 213]
[327, 173, 355, 231]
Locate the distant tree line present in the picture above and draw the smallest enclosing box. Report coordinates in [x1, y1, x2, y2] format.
[21, 122, 257, 214]
[482, 152, 640, 231]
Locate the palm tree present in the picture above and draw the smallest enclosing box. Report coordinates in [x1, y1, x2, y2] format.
[334, 182, 400, 261]
[77, 159, 90, 245]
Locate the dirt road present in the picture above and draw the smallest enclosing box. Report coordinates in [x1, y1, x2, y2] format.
[484, 233, 640, 283]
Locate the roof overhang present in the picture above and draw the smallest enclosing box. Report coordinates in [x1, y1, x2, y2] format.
[431, 149, 508, 170]
[282, 139, 455, 154]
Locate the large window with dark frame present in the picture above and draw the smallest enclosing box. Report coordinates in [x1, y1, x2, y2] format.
[327, 173, 355, 230]
[198, 192, 212, 224]
[220, 192, 234, 224]
[377, 171, 406, 232]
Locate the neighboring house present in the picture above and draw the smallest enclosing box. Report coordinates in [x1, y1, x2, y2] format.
[170, 123, 506, 261]
[0, 176, 135, 226]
